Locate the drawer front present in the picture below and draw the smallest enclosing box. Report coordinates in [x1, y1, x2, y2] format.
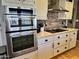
[70, 31, 77, 39]
[54, 45, 69, 56]
[38, 36, 53, 45]
[63, 44, 69, 51]
[54, 46, 63, 56]
[69, 38, 76, 49]
[54, 33, 69, 41]
[64, 38, 70, 45]
[54, 39, 65, 48]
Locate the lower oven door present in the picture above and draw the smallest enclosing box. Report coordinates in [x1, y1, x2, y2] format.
[6, 30, 37, 58]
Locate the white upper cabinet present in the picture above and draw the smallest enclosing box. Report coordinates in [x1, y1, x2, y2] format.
[35, 0, 48, 20]
[65, 1, 73, 19]
[1, 0, 19, 6]
[1, 0, 35, 7]
[21, 0, 34, 5]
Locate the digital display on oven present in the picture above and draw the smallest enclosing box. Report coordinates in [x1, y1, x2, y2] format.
[12, 35, 34, 52]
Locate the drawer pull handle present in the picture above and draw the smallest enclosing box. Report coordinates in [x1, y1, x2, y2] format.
[45, 39, 48, 42]
[66, 35, 68, 37]
[24, 58, 27, 59]
[66, 40, 67, 42]
[57, 43, 60, 45]
[57, 50, 59, 52]
[58, 36, 60, 39]
[65, 47, 67, 49]
[73, 33, 75, 35]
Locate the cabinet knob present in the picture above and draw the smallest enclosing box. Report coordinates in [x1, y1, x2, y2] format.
[58, 36, 60, 39]
[65, 40, 67, 42]
[24, 58, 27, 59]
[65, 47, 67, 49]
[73, 33, 75, 35]
[45, 39, 48, 42]
[66, 35, 68, 37]
[57, 43, 60, 45]
[57, 50, 59, 52]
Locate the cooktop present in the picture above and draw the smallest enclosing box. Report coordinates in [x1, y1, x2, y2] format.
[45, 29, 67, 33]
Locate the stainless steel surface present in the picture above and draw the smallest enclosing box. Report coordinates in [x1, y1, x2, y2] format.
[4, 6, 37, 58]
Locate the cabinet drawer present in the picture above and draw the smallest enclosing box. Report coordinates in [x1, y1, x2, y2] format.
[54, 33, 69, 41]
[54, 39, 65, 48]
[54, 45, 69, 56]
[54, 46, 63, 56]
[64, 44, 69, 51]
[70, 31, 77, 38]
[38, 36, 53, 45]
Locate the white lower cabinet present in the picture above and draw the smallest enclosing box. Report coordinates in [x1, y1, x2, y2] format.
[12, 30, 77, 59]
[69, 31, 77, 49]
[12, 51, 37, 59]
[38, 43, 53, 59]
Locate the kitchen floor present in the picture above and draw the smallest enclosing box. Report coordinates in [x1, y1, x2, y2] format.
[51, 40, 79, 59]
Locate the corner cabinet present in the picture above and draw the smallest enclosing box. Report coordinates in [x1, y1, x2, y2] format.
[35, 0, 48, 20]
[69, 31, 77, 49]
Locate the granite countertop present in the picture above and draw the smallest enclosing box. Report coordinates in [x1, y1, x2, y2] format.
[37, 28, 78, 39]
[37, 31, 53, 39]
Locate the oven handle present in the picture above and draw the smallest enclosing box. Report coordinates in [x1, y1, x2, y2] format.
[6, 29, 37, 33]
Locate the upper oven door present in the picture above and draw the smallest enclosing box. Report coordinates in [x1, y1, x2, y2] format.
[5, 7, 37, 31]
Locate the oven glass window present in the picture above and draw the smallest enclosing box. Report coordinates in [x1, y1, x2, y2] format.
[12, 34, 34, 52]
[9, 8, 33, 27]
[21, 9, 33, 26]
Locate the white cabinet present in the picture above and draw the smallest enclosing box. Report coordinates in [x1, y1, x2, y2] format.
[21, 0, 34, 5]
[38, 43, 53, 59]
[65, 1, 73, 19]
[69, 31, 77, 49]
[35, 0, 48, 20]
[2, 0, 19, 4]
[1, 0, 19, 6]
[1, 0, 35, 7]
[37, 29, 77, 59]
[37, 36, 54, 59]
[12, 51, 37, 59]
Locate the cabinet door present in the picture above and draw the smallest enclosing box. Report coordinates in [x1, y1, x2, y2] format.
[22, 0, 34, 5]
[35, 0, 48, 20]
[38, 43, 53, 59]
[2, 0, 19, 4]
[65, 1, 73, 19]
[69, 31, 77, 49]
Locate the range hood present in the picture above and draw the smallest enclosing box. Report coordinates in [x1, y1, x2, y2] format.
[48, 6, 69, 13]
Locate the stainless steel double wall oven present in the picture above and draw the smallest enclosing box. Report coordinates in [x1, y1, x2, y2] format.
[4, 6, 37, 58]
